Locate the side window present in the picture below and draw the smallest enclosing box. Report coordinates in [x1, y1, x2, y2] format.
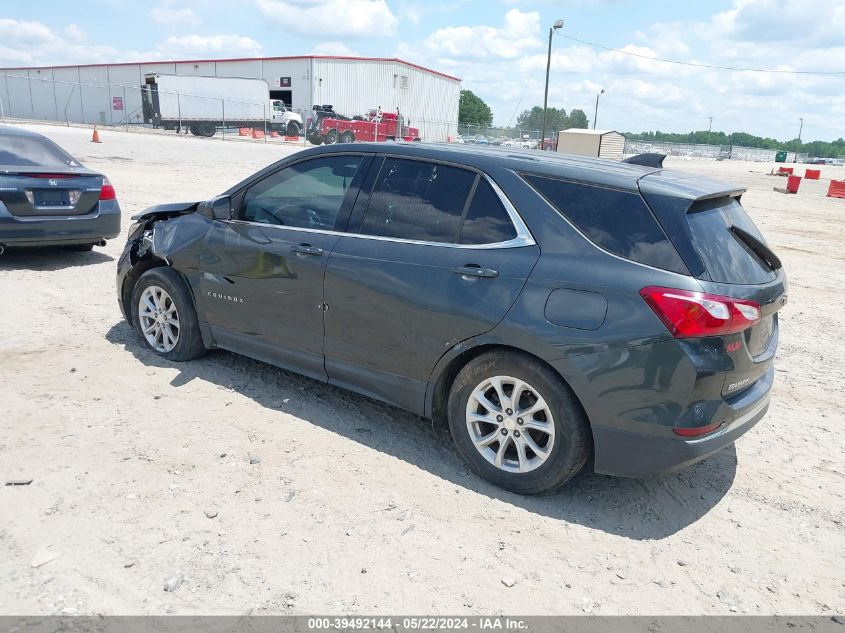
[242, 155, 364, 230]
[358, 158, 476, 243]
[523, 174, 688, 274]
[459, 179, 518, 245]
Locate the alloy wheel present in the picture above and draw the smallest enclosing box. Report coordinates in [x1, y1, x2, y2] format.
[138, 285, 180, 353]
[465, 375, 555, 473]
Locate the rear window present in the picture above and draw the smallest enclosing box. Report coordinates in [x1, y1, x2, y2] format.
[524, 174, 688, 274]
[686, 198, 777, 284]
[459, 179, 517, 245]
[0, 134, 79, 168]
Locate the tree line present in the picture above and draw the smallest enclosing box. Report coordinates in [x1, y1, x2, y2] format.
[458, 90, 842, 156]
[626, 130, 845, 158]
[458, 90, 589, 134]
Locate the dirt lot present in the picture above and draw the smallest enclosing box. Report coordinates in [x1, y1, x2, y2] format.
[0, 123, 843, 616]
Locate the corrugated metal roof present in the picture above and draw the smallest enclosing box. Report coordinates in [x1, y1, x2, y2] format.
[0, 55, 461, 82]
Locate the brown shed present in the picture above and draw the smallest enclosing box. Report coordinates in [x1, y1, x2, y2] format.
[556, 129, 626, 160]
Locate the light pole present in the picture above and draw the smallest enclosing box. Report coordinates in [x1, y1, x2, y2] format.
[708, 116, 713, 133]
[592, 89, 605, 129]
[541, 19, 564, 148]
[796, 117, 804, 162]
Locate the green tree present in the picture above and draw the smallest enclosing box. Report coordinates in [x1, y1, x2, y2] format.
[516, 106, 568, 133]
[623, 129, 845, 157]
[567, 109, 589, 129]
[458, 90, 493, 127]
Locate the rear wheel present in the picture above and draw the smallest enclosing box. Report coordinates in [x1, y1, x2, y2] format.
[324, 129, 338, 145]
[199, 122, 216, 137]
[339, 131, 354, 143]
[131, 267, 206, 362]
[447, 350, 591, 494]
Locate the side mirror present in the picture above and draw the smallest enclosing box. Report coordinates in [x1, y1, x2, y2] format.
[198, 195, 232, 220]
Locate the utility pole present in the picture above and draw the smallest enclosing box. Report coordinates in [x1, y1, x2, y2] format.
[708, 116, 713, 133]
[796, 117, 804, 163]
[593, 89, 605, 129]
[541, 19, 564, 149]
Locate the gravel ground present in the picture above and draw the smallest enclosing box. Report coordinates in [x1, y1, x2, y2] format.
[0, 122, 843, 616]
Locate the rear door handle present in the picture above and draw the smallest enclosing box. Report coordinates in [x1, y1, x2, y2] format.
[291, 244, 324, 256]
[452, 265, 499, 280]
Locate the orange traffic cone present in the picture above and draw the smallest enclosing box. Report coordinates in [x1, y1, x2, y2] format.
[91, 126, 101, 143]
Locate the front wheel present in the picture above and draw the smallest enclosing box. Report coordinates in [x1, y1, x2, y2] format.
[324, 129, 338, 145]
[447, 350, 591, 494]
[286, 120, 302, 136]
[131, 267, 206, 362]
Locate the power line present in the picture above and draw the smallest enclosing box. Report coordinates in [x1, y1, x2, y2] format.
[559, 34, 845, 76]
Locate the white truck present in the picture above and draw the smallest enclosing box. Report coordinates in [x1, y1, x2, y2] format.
[141, 73, 302, 137]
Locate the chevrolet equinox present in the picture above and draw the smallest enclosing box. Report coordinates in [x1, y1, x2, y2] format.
[116, 143, 786, 494]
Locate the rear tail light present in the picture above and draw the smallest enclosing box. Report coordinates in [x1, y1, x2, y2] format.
[640, 286, 760, 338]
[100, 177, 116, 201]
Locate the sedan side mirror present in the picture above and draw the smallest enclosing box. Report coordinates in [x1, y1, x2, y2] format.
[198, 195, 232, 221]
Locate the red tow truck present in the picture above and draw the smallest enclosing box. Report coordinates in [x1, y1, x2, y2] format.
[305, 106, 421, 144]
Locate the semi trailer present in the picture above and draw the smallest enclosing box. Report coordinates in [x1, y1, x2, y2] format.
[141, 73, 302, 137]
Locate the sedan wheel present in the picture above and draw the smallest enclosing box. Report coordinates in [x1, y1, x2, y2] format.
[138, 285, 180, 353]
[466, 375, 555, 473]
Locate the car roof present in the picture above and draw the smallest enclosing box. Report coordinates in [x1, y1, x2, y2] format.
[306, 142, 660, 192]
[303, 142, 743, 198]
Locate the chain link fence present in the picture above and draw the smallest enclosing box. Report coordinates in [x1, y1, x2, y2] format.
[623, 139, 805, 162]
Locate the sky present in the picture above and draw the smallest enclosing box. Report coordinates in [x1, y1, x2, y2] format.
[0, 0, 843, 141]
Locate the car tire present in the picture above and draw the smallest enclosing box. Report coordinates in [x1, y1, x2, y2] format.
[447, 350, 591, 495]
[131, 267, 206, 362]
[324, 129, 338, 145]
[287, 120, 302, 136]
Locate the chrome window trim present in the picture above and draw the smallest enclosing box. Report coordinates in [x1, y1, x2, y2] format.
[227, 163, 535, 250]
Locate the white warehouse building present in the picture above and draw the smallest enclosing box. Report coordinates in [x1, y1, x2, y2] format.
[0, 55, 462, 142]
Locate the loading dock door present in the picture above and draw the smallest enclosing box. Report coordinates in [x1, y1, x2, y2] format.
[269, 90, 292, 108]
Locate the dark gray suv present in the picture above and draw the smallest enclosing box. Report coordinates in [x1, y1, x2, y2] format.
[116, 143, 786, 494]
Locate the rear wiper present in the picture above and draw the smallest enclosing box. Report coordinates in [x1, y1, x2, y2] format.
[730, 226, 782, 271]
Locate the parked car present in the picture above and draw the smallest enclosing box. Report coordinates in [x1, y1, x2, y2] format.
[0, 126, 121, 254]
[117, 143, 786, 494]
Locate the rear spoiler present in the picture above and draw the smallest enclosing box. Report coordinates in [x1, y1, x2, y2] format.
[623, 153, 666, 168]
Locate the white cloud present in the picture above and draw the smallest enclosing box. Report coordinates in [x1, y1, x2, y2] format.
[424, 9, 541, 60]
[150, 6, 202, 27]
[0, 19, 261, 68]
[401, 1, 844, 140]
[254, 0, 397, 37]
[312, 41, 360, 57]
[156, 34, 262, 57]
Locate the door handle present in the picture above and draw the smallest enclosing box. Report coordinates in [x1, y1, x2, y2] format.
[452, 265, 499, 280]
[291, 244, 324, 256]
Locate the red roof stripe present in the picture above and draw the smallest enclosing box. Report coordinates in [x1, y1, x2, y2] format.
[0, 55, 461, 82]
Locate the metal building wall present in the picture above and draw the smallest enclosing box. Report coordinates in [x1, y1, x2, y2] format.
[1, 57, 460, 140]
[254, 58, 311, 111]
[312, 58, 460, 142]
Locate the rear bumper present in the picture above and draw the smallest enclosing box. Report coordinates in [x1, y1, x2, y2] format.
[0, 200, 121, 247]
[591, 365, 773, 478]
